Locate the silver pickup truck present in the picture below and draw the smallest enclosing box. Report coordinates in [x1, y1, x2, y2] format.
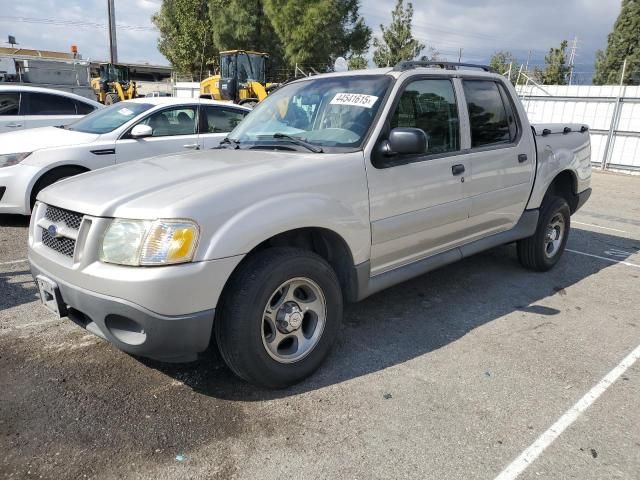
[28, 62, 592, 388]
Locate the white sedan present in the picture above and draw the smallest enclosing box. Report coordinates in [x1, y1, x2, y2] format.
[0, 98, 251, 215]
[0, 85, 102, 133]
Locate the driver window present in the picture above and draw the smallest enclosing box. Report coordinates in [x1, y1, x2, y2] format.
[391, 79, 460, 155]
[141, 107, 197, 137]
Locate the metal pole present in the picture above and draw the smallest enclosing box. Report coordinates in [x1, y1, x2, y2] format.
[516, 63, 524, 86]
[107, 0, 118, 64]
[602, 59, 627, 170]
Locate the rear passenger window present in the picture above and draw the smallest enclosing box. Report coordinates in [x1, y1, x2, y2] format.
[27, 93, 77, 115]
[0, 93, 20, 115]
[203, 106, 247, 133]
[391, 79, 459, 155]
[75, 100, 96, 115]
[463, 80, 517, 148]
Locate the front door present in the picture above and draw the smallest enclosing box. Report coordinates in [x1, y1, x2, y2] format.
[365, 77, 470, 275]
[115, 105, 200, 163]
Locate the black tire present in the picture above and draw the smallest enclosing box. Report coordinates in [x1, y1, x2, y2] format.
[30, 166, 87, 210]
[215, 247, 343, 389]
[517, 196, 571, 272]
[105, 93, 119, 105]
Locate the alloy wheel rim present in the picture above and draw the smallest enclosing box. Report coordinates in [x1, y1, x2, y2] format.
[544, 213, 566, 258]
[261, 277, 326, 364]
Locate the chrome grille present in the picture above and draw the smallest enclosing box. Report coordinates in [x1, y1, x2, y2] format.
[45, 205, 83, 230]
[41, 229, 76, 257]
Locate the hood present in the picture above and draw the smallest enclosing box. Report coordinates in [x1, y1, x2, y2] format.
[0, 126, 99, 154]
[38, 148, 332, 218]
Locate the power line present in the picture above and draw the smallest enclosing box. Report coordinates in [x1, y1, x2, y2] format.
[0, 15, 157, 32]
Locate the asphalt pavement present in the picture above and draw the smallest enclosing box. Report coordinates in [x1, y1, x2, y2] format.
[1, 171, 639, 479]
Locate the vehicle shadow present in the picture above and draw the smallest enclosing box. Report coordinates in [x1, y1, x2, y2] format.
[0, 269, 39, 310]
[0, 214, 30, 227]
[143, 227, 640, 401]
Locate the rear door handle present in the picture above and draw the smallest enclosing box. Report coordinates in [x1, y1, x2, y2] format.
[183, 143, 200, 150]
[6, 123, 22, 128]
[518, 154, 528, 163]
[451, 164, 465, 176]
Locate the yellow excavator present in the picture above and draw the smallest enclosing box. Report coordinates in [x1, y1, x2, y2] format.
[200, 50, 278, 107]
[91, 63, 137, 105]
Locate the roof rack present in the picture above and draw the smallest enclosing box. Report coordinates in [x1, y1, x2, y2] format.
[393, 61, 494, 73]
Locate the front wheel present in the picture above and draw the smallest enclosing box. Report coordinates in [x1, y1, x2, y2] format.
[215, 248, 343, 389]
[517, 196, 571, 272]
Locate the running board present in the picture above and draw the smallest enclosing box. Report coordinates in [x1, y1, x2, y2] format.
[355, 210, 539, 301]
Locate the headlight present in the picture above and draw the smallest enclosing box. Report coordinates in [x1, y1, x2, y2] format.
[0, 152, 32, 168]
[99, 219, 199, 266]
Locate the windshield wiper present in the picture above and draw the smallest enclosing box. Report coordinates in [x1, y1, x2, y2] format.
[272, 133, 323, 153]
[218, 137, 241, 149]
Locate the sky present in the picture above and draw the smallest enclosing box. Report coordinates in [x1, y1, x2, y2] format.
[0, 0, 623, 82]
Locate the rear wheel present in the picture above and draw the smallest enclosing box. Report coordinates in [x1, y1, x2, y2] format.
[215, 248, 343, 389]
[105, 93, 119, 105]
[517, 196, 571, 272]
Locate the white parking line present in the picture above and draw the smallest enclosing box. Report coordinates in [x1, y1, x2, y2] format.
[0, 258, 28, 265]
[494, 343, 640, 480]
[573, 221, 628, 234]
[566, 249, 640, 269]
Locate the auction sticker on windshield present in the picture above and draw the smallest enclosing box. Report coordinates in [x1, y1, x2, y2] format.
[330, 93, 379, 108]
[118, 107, 135, 116]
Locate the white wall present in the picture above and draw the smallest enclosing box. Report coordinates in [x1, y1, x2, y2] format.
[516, 85, 640, 171]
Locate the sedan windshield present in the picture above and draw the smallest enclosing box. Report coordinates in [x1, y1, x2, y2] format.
[228, 75, 392, 150]
[67, 102, 153, 134]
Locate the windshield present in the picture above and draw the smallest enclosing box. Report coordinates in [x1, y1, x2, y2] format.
[228, 75, 392, 150]
[67, 102, 153, 134]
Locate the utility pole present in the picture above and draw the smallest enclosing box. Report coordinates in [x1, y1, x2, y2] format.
[107, 0, 118, 64]
[458, 48, 463, 63]
[568, 36, 578, 85]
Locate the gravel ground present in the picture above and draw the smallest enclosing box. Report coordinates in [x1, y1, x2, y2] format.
[1, 171, 639, 480]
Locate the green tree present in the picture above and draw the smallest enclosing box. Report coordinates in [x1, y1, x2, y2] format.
[593, 0, 640, 85]
[489, 50, 524, 84]
[535, 40, 570, 85]
[152, 0, 216, 78]
[348, 54, 368, 70]
[263, 0, 371, 69]
[208, 0, 285, 74]
[372, 0, 425, 67]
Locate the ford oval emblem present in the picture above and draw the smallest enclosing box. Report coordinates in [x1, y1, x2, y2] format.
[47, 224, 58, 238]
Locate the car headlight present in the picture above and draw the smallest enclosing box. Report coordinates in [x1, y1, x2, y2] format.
[0, 152, 32, 168]
[99, 219, 199, 266]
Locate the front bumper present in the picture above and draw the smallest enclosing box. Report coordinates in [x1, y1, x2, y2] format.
[0, 164, 42, 215]
[31, 262, 215, 362]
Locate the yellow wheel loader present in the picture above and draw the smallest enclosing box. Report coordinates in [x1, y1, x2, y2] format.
[92, 63, 137, 105]
[200, 50, 278, 107]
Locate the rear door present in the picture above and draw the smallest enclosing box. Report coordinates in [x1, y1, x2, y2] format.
[115, 105, 200, 163]
[0, 91, 25, 132]
[365, 77, 470, 275]
[22, 92, 80, 129]
[199, 105, 249, 148]
[460, 79, 536, 239]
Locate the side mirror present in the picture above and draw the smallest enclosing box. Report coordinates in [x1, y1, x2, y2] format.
[383, 127, 427, 156]
[130, 124, 153, 139]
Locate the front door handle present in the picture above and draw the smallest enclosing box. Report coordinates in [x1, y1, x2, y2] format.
[451, 164, 465, 176]
[183, 143, 200, 150]
[6, 123, 23, 128]
[518, 154, 528, 163]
